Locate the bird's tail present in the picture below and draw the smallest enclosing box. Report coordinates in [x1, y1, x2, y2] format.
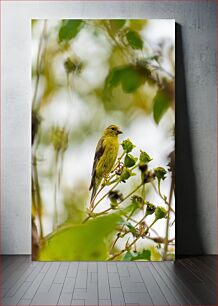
[89, 177, 101, 208]
[90, 185, 97, 202]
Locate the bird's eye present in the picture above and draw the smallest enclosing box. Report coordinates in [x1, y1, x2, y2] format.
[111, 127, 115, 131]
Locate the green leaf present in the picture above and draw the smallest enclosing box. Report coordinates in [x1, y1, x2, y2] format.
[119, 204, 135, 216]
[59, 20, 83, 42]
[121, 138, 135, 153]
[153, 89, 171, 124]
[126, 223, 137, 234]
[126, 30, 143, 50]
[109, 20, 126, 32]
[126, 222, 138, 236]
[39, 213, 121, 261]
[120, 66, 145, 93]
[124, 154, 137, 167]
[134, 249, 151, 260]
[105, 66, 123, 89]
[123, 249, 151, 261]
[105, 65, 147, 94]
[123, 251, 133, 261]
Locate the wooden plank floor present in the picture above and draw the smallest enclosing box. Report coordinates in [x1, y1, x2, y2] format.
[0, 256, 217, 305]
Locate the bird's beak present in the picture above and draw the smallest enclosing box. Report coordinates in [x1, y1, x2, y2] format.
[117, 129, 123, 135]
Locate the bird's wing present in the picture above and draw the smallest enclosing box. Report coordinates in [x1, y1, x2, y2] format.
[89, 136, 105, 190]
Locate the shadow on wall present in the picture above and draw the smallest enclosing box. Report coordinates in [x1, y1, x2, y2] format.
[176, 23, 205, 256]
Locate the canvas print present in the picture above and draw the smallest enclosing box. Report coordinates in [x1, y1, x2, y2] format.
[32, 19, 175, 261]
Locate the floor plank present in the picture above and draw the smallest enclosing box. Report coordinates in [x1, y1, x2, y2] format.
[30, 283, 63, 305]
[175, 259, 217, 304]
[163, 261, 200, 304]
[188, 256, 217, 286]
[136, 263, 169, 305]
[0, 255, 217, 305]
[98, 262, 110, 300]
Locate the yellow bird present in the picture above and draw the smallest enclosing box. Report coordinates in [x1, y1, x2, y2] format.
[89, 125, 122, 202]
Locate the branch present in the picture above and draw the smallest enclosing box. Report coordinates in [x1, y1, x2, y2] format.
[163, 176, 174, 260]
[107, 235, 141, 261]
[32, 20, 47, 111]
[151, 181, 175, 214]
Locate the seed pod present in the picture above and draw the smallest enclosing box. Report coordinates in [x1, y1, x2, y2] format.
[108, 190, 123, 204]
[121, 139, 135, 153]
[145, 201, 156, 215]
[120, 167, 135, 182]
[50, 126, 69, 153]
[131, 195, 144, 210]
[124, 154, 137, 167]
[154, 167, 167, 181]
[139, 150, 152, 165]
[64, 57, 83, 75]
[155, 206, 167, 220]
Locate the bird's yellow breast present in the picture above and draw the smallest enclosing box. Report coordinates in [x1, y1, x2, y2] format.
[96, 136, 119, 178]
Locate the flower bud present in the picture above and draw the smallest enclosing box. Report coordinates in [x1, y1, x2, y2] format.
[121, 139, 135, 153]
[154, 167, 167, 181]
[108, 190, 123, 203]
[120, 167, 135, 182]
[50, 126, 69, 153]
[139, 163, 148, 172]
[64, 57, 83, 75]
[141, 170, 155, 184]
[109, 191, 121, 208]
[155, 206, 167, 220]
[145, 201, 155, 215]
[131, 195, 144, 210]
[139, 150, 152, 165]
[110, 202, 118, 209]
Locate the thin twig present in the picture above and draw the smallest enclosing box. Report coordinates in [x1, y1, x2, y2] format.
[93, 180, 120, 210]
[53, 151, 59, 230]
[163, 177, 174, 260]
[107, 235, 141, 261]
[32, 155, 44, 239]
[109, 207, 137, 253]
[149, 63, 174, 79]
[83, 182, 143, 224]
[151, 181, 175, 214]
[119, 183, 144, 204]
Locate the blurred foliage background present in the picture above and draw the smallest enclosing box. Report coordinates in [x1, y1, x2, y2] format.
[32, 19, 175, 261]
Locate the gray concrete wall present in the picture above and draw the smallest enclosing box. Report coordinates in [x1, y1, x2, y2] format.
[1, 1, 217, 254]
